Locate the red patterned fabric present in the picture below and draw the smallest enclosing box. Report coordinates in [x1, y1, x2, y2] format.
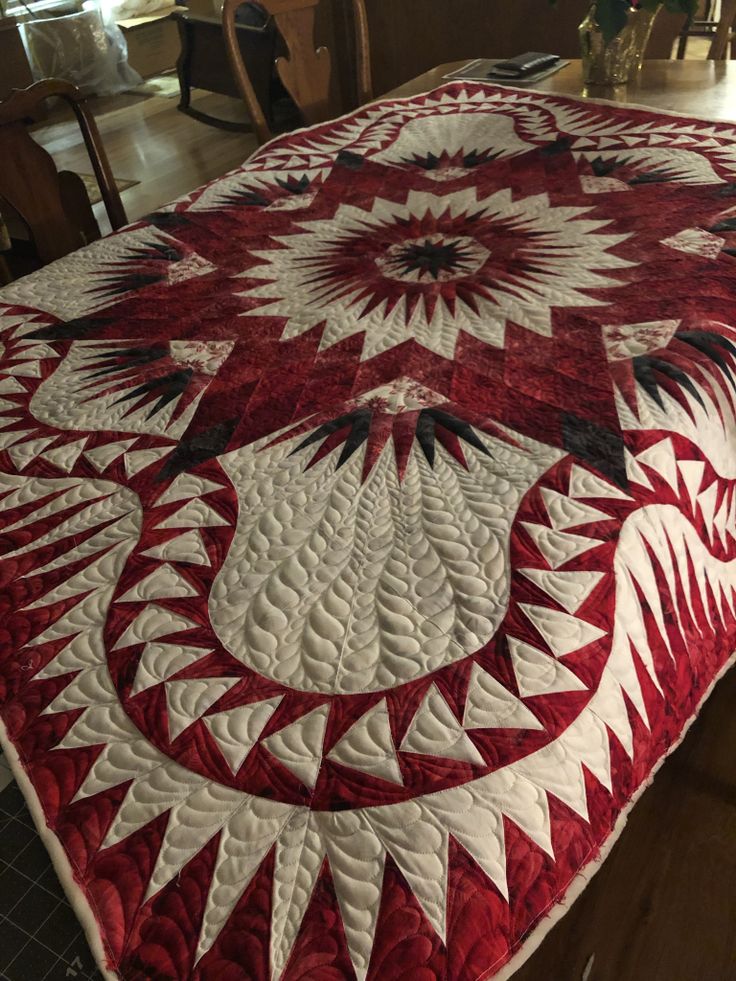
[1, 82, 736, 980]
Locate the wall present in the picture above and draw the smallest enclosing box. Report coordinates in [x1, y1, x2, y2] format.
[330, 0, 686, 107]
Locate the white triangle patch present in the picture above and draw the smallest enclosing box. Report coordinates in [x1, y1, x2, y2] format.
[262, 704, 330, 788]
[113, 603, 197, 649]
[625, 449, 654, 491]
[3, 359, 41, 377]
[156, 473, 224, 506]
[155, 499, 229, 529]
[522, 522, 603, 570]
[141, 529, 211, 566]
[507, 636, 588, 698]
[119, 563, 198, 602]
[131, 642, 213, 694]
[401, 683, 484, 765]
[568, 464, 631, 501]
[8, 436, 55, 470]
[0, 377, 26, 394]
[463, 663, 543, 731]
[520, 603, 607, 658]
[519, 568, 604, 614]
[204, 697, 283, 773]
[0, 427, 35, 450]
[41, 438, 88, 473]
[677, 459, 705, 509]
[636, 438, 678, 492]
[11, 343, 58, 360]
[327, 698, 403, 785]
[165, 677, 240, 740]
[697, 481, 718, 544]
[541, 487, 612, 530]
[84, 439, 137, 472]
[124, 445, 173, 478]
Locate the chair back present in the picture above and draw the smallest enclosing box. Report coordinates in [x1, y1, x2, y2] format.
[0, 78, 126, 266]
[708, 0, 736, 57]
[222, 0, 372, 145]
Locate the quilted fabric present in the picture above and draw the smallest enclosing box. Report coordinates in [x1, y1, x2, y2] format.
[1, 82, 736, 981]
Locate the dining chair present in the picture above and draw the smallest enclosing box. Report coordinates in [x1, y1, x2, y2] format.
[0, 78, 127, 268]
[706, 0, 736, 56]
[222, 0, 373, 145]
[676, 0, 736, 58]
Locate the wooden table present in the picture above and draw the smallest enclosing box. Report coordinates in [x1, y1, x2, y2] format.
[386, 58, 736, 123]
[382, 57, 736, 981]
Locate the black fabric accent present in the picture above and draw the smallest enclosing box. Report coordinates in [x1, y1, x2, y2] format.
[561, 413, 628, 489]
[540, 135, 573, 156]
[157, 418, 238, 479]
[84, 346, 169, 378]
[337, 150, 365, 168]
[145, 211, 191, 229]
[425, 409, 490, 456]
[128, 242, 183, 262]
[276, 175, 311, 194]
[292, 408, 372, 467]
[415, 410, 437, 466]
[113, 368, 193, 412]
[224, 188, 270, 207]
[25, 317, 112, 341]
[641, 356, 705, 409]
[416, 408, 490, 466]
[94, 273, 165, 295]
[395, 239, 471, 280]
[633, 356, 666, 409]
[678, 330, 736, 389]
[628, 170, 677, 185]
[590, 155, 626, 176]
[463, 148, 501, 167]
[336, 411, 371, 467]
[708, 217, 736, 232]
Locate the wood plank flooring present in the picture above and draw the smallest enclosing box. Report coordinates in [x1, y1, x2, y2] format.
[34, 82, 258, 232]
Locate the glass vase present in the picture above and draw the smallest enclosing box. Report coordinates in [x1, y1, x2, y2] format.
[579, 4, 659, 86]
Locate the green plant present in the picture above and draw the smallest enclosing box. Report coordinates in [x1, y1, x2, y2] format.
[594, 0, 699, 44]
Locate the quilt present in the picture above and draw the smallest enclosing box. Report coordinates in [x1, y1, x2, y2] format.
[2, 82, 736, 981]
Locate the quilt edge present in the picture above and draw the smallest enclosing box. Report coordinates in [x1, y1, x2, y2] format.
[0, 645, 735, 981]
[0, 716, 119, 981]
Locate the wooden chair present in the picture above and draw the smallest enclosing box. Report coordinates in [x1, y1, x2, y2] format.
[706, 0, 736, 56]
[222, 0, 372, 145]
[676, 0, 736, 58]
[0, 78, 126, 267]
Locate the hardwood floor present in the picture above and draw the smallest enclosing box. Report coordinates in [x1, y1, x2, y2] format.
[514, 663, 736, 981]
[34, 81, 258, 233]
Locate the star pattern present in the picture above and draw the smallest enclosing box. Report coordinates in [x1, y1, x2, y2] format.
[2, 81, 736, 981]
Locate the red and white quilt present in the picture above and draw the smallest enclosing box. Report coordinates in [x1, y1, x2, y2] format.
[2, 82, 736, 980]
